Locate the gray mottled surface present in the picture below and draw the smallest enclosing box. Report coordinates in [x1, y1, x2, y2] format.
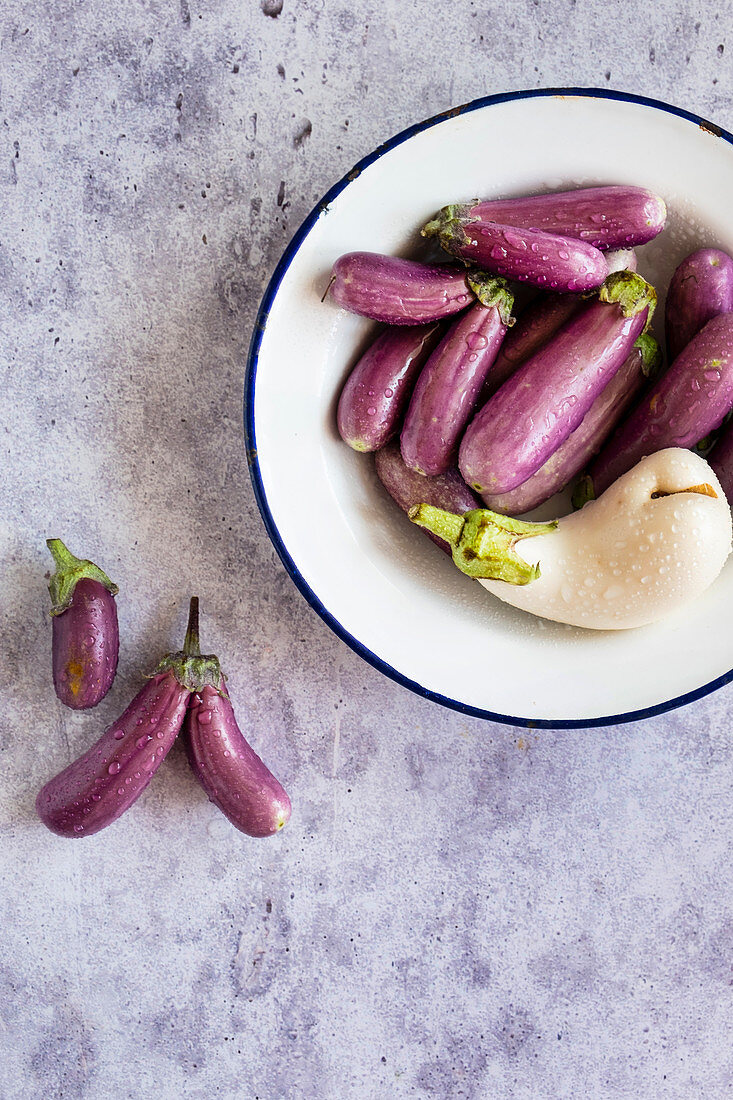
[1, 2, 732, 1097]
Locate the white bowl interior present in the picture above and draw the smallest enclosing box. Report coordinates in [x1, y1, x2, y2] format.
[251, 93, 733, 723]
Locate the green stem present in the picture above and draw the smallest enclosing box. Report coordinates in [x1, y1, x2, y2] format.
[46, 537, 118, 616]
[47, 538, 80, 573]
[183, 596, 201, 657]
[571, 475, 595, 510]
[153, 597, 224, 693]
[410, 505, 464, 546]
[409, 504, 557, 585]
[420, 203, 474, 256]
[635, 331, 662, 378]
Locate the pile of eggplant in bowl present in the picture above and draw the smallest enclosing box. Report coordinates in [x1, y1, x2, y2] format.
[246, 90, 733, 726]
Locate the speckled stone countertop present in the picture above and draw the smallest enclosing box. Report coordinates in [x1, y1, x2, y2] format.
[1, 2, 732, 1097]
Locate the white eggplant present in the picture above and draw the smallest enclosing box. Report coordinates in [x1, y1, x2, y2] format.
[410, 449, 732, 630]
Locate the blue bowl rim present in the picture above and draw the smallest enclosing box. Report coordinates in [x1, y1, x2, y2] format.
[243, 86, 733, 730]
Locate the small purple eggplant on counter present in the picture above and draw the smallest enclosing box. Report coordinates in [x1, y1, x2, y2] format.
[578, 311, 733, 501]
[46, 538, 119, 710]
[183, 601, 291, 837]
[337, 323, 440, 452]
[36, 598, 222, 838]
[424, 186, 666, 251]
[482, 332, 661, 516]
[458, 271, 657, 496]
[400, 276, 514, 476]
[374, 440, 480, 554]
[665, 248, 733, 362]
[422, 215, 609, 293]
[328, 252, 486, 324]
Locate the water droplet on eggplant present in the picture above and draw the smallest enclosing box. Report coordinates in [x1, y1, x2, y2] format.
[466, 332, 488, 350]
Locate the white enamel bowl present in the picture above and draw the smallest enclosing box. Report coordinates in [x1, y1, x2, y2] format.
[245, 88, 733, 727]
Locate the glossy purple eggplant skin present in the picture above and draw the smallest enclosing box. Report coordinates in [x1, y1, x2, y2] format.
[483, 293, 582, 400]
[185, 684, 291, 837]
[484, 249, 638, 401]
[374, 440, 479, 554]
[52, 578, 119, 709]
[708, 420, 733, 503]
[458, 272, 655, 496]
[665, 248, 733, 362]
[432, 186, 666, 249]
[584, 311, 733, 498]
[423, 218, 608, 293]
[329, 252, 475, 324]
[36, 672, 191, 838]
[400, 291, 512, 476]
[481, 335, 659, 515]
[337, 323, 439, 451]
[46, 538, 119, 710]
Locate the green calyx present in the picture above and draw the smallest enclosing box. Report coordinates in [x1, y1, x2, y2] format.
[571, 475, 596, 511]
[46, 538, 118, 616]
[465, 272, 515, 326]
[152, 596, 225, 693]
[421, 202, 474, 256]
[599, 270, 657, 326]
[154, 651, 224, 694]
[635, 331, 662, 378]
[408, 504, 556, 585]
[421, 204, 514, 323]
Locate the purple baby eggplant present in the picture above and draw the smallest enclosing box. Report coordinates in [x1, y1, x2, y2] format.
[37, 674, 190, 838]
[483, 292, 582, 400]
[374, 440, 480, 554]
[328, 252, 484, 324]
[482, 249, 638, 400]
[483, 333, 661, 515]
[185, 682, 291, 838]
[400, 278, 514, 475]
[579, 311, 733, 500]
[46, 538, 119, 710]
[337, 323, 440, 451]
[424, 186, 666, 250]
[665, 248, 733, 362]
[422, 216, 608, 293]
[458, 271, 656, 496]
[36, 599, 221, 838]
